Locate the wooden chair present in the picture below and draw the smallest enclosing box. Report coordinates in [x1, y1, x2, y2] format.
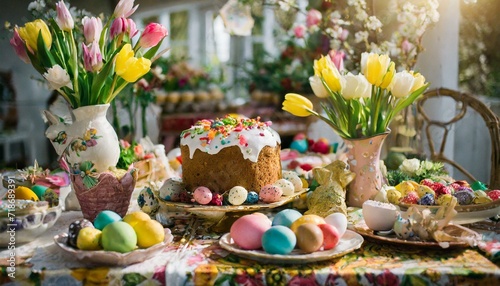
[417, 88, 500, 189]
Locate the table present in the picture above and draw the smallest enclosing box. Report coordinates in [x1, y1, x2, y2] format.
[1, 208, 500, 286]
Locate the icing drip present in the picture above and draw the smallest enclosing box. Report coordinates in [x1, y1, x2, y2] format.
[180, 116, 281, 162]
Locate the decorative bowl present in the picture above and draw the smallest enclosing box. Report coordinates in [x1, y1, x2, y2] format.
[0, 201, 62, 247]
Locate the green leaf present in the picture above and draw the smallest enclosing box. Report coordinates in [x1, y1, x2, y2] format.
[37, 32, 56, 68]
[143, 39, 164, 60]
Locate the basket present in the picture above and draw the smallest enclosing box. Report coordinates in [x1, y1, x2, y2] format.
[70, 171, 137, 221]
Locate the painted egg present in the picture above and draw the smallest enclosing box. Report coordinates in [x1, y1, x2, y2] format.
[93, 210, 122, 230]
[67, 219, 94, 248]
[272, 209, 302, 228]
[137, 187, 160, 216]
[230, 214, 271, 250]
[282, 171, 303, 192]
[386, 188, 402, 205]
[418, 193, 435, 205]
[393, 215, 414, 239]
[362, 200, 398, 231]
[324, 212, 348, 237]
[318, 223, 340, 250]
[44, 188, 59, 207]
[228, 186, 248, 206]
[290, 139, 308, 153]
[436, 194, 454, 206]
[290, 214, 326, 233]
[259, 184, 283, 203]
[454, 189, 474, 205]
[296, 223, 324, 253]
[262, 226, 296, 254]
[244, 191, 259, 204]
[273, 179, 295, 196]
[159, 177, 185, 202]
[193, 186, 212, 205]
[31, 185, 49, 200]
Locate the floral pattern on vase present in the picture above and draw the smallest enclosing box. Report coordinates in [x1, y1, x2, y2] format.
[343, 131, 389, 207]
[44, 104, 119, 173]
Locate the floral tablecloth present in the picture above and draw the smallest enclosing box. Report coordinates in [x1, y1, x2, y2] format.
[1, 211, 500, 285]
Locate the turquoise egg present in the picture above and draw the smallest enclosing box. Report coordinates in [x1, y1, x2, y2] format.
[272, 209, 303, 228]
[290, 139, 308, 153]
[262, 226, 296, 255]
[93, 210, 122, 230]
[31, 185, 49, 200]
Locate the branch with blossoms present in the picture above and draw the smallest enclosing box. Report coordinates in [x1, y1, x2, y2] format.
[9, 0, 169, 109]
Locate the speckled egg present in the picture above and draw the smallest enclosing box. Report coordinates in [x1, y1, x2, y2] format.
[324, 212, 347, 237]
[137, 187, 160, 216]
[261, 226, 296, 254]
[273, 179, 295, 196]
[44, 188, 59, 207]
[67, 219, 94, 248]
[259, 184, 283, 203]
[230, 213, 271, 250]
[418, 193, 435, 205]
[454, 189, 474, 205]
[159, 177, 185, 202]
[282, 171, 303, 192]
[296, 223, 324, 253]
[436, 194, 454, 206]
[393, 215, 414, 239]
[244, 191, 259, 204]
[228, 186, 248, 206]
[193, 186, 212, 205]
[272, 209, 302, 228]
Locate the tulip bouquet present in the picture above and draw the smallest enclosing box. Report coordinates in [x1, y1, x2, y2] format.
[9, 0, 168, 108]
[282, 52, 429, 139]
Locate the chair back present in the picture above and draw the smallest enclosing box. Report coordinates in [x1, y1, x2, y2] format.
[417, 88, 500, 189]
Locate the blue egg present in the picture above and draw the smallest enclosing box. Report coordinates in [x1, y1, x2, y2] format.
[93, 210, 122, 230]
[244, 191, 259, 204]
[290, 139, 308, 153]
[272, 209, 303, 228]
[262, 226, 296, 255]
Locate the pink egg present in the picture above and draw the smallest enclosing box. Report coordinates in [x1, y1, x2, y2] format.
[259, 184, 283, 203]
[193, 186, 212, 205]
[318, 224, 341, 250]
[230, 214, 271, 250]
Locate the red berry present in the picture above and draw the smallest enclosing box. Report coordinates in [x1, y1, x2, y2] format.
[420, 179, 435, 188]
[210, 193, 223, 206]
[450, 183, 460, 191]
[299, 163, 313, 171]
[487, 190, 500, 201]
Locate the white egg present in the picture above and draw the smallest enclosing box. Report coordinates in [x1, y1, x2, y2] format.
[282, 171, 303, 192]
[324, 212, 348, 237]
[228, 186, 248, 205]
[362, 200, 398, 231]
[273, 179, 295, 196]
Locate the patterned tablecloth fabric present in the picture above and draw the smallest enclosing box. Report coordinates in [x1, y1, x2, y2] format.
[1, 211, 500, 286]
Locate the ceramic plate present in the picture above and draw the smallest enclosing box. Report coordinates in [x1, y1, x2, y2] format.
[398, 199, 500, 225]
[155, 189, 308, 220]
[354, 222, 480, 249]
[53, 229, 173, 266]
[218, 230, 363, 264]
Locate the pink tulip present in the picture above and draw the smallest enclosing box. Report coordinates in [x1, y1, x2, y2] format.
[294, 25, 306, 39]
[110, 17, 138, 39]
[82, 42, 103, 72]
[127, 18, 138, 38]
[114, 0, 138, 18]
[138, 23, 168, 48]
[10, 27, 30, 63]
[55, 1, 74, 31]
[306, 9, 322, 28]
[82, 16, 102, 44]
[339, 29, 349, 41]
[328, 50, 345, 71]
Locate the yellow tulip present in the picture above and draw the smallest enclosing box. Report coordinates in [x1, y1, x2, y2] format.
[313, 55, 344, 93]
[282, 93, 314, 117]
[115, 44, 151, 82]
[410, 71, 426, 92]
[380, 62, 395, 89]
[362, 53, 391, 86]
[18, 19, 52, 52]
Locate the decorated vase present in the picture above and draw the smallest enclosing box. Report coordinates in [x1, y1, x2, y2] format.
[44, 104, 119, 173]
[343, 131, 390, 207]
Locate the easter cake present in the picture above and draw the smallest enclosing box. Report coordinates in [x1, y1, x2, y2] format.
[180, 115, 282, 193]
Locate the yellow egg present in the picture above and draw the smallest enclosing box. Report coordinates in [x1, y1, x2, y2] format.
[394, 181, 416, 197]
[387, 189, 402, 204]
[290, 214, 325, 233]
[416, 185, 435, 198]
[123, 211, 151, 228]
[14, 186, 39, 201]
[77, 227, 102, 250]
[133, 219, 165, 248]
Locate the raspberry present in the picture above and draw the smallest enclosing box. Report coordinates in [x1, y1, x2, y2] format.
[210, 193, 223, 206]
[449, 183, 461, 191]
[487, 190, 500, 201]
[435, 184, 452, 197]
[400, 191, 419, 204]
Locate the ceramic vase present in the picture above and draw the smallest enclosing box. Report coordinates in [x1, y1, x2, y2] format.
[44, 104, 120, 173]
[343, 131, 390, 207]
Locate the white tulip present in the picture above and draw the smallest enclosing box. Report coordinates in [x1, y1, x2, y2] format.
[43, 64, 73, 90]
[389, 71, 414, 98]
[309, 75, 329, 98]
[342, 73, 371, 100]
